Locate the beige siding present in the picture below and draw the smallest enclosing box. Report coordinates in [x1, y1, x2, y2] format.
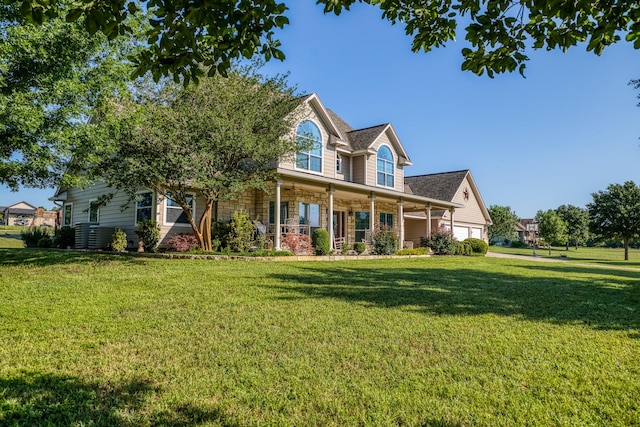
[451, 176, 487, 226]
[352, 155, 366, 184]
[367, 132, 404, 191]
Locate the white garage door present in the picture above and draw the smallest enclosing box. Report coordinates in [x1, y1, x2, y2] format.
[453, 226, 469, 241]
[471, 227, 483, 239]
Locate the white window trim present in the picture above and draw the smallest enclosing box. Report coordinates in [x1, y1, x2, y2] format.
[294, 120, 324, 175]
[163, 193, 196, 227]
[376, 143, 395, 189]
[88, 199, 100, 223]
[63, 203, 73, 227]
[134, 191, 154, 226]
[336, 153, 342, 174]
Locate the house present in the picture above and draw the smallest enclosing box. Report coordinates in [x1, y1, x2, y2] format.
[51, 93, 473, 250]
[403, 170, 492, 243]
[518, 219, 537, 246]
[1, 201, 34, 226]
[0, 202, 58, 227]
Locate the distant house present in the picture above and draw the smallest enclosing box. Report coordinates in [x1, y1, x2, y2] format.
[518, 219, 537, 245]
[0, 202, 57, 227]
[404, 170, 492, 243]
[51, 93, 487, 250]
[1, 202, 37, 226]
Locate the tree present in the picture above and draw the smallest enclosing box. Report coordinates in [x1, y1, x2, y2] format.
[555, 204, 590, 250]
[0, 2, 139, 190]
[587, 181, 640, 261]
[487, 205, 519, 244]
[92, 65, 303, 251]
[535, 209, 567, 255]
[9, 0, 640, 82]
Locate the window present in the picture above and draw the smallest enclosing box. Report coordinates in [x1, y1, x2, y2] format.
[165, 194, 194, 225]
[135, 191, 153, 224]
[299, 202, 320, 234]
[295, 120, 322, 173]
[336, 154, 342, 173]
[377, 145, 394, 188]
[63, 203, 73, 226]
[269, 201, 289, 224]
[88, 200, 99, 223]
[355, 211, 370, 242]
[379, 212, 393, 229]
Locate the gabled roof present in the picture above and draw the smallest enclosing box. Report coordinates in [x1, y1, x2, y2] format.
[304, 94, 412, 165]
[404, 170, 469, 201]
[405, 170, 492, 224]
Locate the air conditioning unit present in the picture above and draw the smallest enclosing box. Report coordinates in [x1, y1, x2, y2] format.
[88, 226, 116, 249]
[74, 222, 96, 249]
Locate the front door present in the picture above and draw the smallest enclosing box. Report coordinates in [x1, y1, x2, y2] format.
[333, 211, 346, 239]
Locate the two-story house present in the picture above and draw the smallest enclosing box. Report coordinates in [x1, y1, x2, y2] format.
[51, 93, 464, 250]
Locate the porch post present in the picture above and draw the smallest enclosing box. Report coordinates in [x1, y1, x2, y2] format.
[426, 204, 432, 240]
[369, 193, 376, 235]
[397, 199, 404, 248]
[327, 186, 335, 249]
[275, 180, 282, 250]
[450, 207, 455, 234]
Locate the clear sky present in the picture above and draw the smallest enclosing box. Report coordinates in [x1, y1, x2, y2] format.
[2, 2, 639, 218]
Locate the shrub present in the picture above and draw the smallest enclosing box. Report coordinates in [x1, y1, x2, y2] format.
[54, 226, 75, 248]
[372, 228, 398, 255]
[111, 228, 128, 252]
[21, 227, 52, 248]
[211, 220, 230, 250]
[37, 236, 53, 248]
[419, 236, 429, 248]
[510, 240, 529, 249]
[227, 210, 255, 253]
[428, 228, 455, 255]
[341, 243, 351, 254]
[312, 229, 331, 255]
[465, 238, 488, 256]
[167, 233, 200, 252]
[353, 241, 366, 254]
[454, 240, 473, 256]
[396, 247, 430, 256]
[137, 220, 160, 252]
[282, 233, 312, 255]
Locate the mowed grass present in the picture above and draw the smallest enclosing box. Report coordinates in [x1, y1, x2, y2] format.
[0, 226, 25, 249]
[490, 245, 640, 268]
[0, 249, 639, 426]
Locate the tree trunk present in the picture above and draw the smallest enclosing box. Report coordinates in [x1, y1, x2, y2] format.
[624, 236, 629, 261]
[566, 241, 569, 251]
[197, 200, 213, 251]
[548, 243, 551, 256]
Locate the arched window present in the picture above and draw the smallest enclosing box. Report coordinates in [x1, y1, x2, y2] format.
[295, 121, 322, 173]
[377, 145, 394, 187]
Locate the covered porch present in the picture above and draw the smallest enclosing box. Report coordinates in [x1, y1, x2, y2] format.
[266, 169, 461, 251]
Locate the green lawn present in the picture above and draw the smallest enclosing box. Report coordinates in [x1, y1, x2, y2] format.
[1, 249, 639, 426]
[0, 226, 25, 249]
[489, 245, 640, 268]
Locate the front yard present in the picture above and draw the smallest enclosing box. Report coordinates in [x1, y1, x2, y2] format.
[0, 249, 638, 426]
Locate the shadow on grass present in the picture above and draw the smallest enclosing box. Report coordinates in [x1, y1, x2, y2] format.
[0, 372, 235, 426]
[0, 248, 148, 268]
[267, 263, 640, 335]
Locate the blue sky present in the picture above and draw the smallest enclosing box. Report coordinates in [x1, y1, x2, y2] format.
[2, 2, 639, 218]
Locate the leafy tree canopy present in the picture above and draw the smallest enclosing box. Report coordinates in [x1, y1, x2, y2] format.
[588, 181, 640, 260]
[487, 205, 519, 243]
[0, 2, 141, 190]
[90, 64, 304, 251]
[9, 0, 640, 82]
[555, 204, 590, 249]
[535, 209, 567, 255]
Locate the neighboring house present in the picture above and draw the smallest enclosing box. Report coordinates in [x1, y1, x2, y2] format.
[0, 202, 36, 226]
[51, 93, 467, 250]
[0, 202, 58, 227]
[518, 219, 537, 245]
[404, 170, 492, 243]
